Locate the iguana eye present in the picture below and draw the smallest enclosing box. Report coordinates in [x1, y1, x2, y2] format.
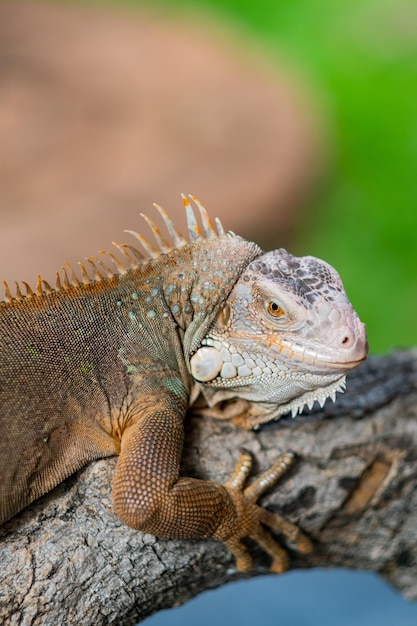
[267, 301, 285, 318]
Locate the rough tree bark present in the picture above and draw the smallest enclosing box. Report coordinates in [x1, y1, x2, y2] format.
[1, 349, 417, 625]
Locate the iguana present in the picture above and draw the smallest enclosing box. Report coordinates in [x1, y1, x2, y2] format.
[0, 196, 367, 572]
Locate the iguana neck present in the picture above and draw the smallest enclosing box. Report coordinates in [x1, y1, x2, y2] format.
[139, 236, 262, 357]
[0, 235, 260, 320]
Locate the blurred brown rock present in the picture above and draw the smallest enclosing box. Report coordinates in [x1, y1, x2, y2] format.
[0, 1, 323, 287]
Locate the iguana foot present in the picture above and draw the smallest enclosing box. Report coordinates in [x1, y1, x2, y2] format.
[219, 450, 312, 572]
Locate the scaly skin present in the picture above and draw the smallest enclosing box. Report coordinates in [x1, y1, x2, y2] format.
[0, 196, 367, 571]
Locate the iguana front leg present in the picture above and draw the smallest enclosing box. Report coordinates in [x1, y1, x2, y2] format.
[113, 401, 234, 540]
[113, 377, 311, 571]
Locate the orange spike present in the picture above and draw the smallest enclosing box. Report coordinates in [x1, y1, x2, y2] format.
[189, 195, 217, 238]
[112, 241, 140, 268]
[90, 255, 114, 279]
[153, 203, 186, 248]
[121, 244, 144, 264]
[125, 230, 159, 259]
[3, 280, 13, 303]
[22, 281, 34, 298]
[106, 251, 127, 275]
[139, 213, 171, 253]
[61, 267, 71, 290]
[55, 272, 62, 292]
[36, 275, 43, 297]
[15, 282, 23, 301]
[78, 262, 91, 285]
[86, 259, 103, 281]
[182, 193, 202, 242]
[64, 263, 81, 287]
[41, 279, 53, 295]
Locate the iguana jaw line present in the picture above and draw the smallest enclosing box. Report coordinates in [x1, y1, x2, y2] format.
[277, 374, 347, 418]
[262, 336, 367, 371]
[227, 331, 368, 372]
[195, 368, 348, 422]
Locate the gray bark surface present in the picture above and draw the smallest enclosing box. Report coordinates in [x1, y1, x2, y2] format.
[1, 349, 417, 625]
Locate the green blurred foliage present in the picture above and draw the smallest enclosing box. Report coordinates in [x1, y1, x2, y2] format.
[91, 0, 417, 353]
[166, 0, 417, 353]
[158, 0, 417, 353]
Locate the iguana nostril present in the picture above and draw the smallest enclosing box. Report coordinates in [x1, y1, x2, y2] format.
[339, 328, 355, 348]
[338, 326, 368, 360]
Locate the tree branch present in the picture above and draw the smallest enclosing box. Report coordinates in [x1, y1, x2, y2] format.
[1, 349, 417, 625]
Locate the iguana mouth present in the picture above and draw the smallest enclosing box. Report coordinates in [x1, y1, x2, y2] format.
[223, 320, 368, 372]
[259, 334, 368, 371]
[330, 355, 367, 368]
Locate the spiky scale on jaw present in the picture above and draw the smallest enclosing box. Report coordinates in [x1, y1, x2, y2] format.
[0, 195, 367, 573]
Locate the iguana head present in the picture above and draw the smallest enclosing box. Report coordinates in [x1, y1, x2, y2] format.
[190, 247, 368, 421]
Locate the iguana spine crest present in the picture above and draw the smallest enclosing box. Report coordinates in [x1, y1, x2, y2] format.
[1, 195, 226, 305]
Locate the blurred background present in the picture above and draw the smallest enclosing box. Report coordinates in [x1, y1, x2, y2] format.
[1, 0, 416, 624]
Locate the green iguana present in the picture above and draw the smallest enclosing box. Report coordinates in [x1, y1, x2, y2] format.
[0, 196, 367, 572]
